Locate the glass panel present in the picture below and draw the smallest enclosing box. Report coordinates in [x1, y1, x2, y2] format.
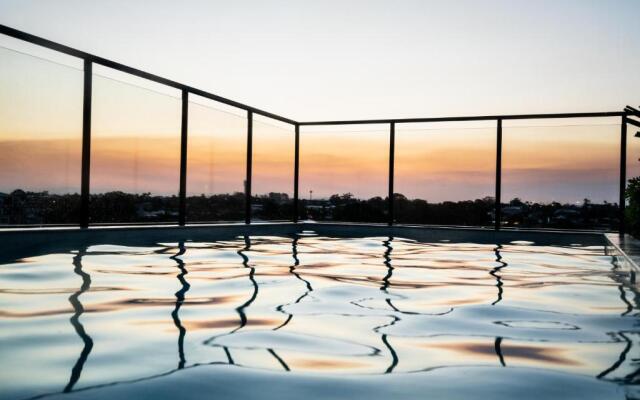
[299, 125, 388, 222]
[252, 117, 294, 221]
[395, 122, 496, 226]
[503, 119, 619, 230]
[186, 98, 247, 222]
[0, 45, 83, 225]
[90, 70, 181, 224]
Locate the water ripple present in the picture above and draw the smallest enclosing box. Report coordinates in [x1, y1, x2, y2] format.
[0, 233, 638, 400]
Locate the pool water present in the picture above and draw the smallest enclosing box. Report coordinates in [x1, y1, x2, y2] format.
[0, 232, 638, 399]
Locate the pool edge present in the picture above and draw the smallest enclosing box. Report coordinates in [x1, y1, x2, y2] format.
[604, 233, 640, 272]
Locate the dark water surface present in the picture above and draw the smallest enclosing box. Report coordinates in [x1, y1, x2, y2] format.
[0, 233, 638, 399]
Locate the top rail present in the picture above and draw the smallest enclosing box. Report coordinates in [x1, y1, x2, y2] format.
[299, 111, 626, 126]
[0, 24, 298, 126]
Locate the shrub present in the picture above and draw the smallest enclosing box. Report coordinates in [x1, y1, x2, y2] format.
[626, 177, 640, 237]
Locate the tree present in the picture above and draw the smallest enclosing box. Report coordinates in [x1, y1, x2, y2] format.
[626, 177, 640, 237]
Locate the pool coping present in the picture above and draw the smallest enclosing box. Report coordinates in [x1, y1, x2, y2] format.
[0, 221, 610, 242]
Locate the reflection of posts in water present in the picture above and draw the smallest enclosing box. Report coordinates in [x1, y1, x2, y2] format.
[274, 236, 314, 331]
[381, 237, 394, 293]
[290, 236, 313, 293]
[490, 245, 507, 306]
[170, 242, 190, 369]
[223, 346, 235, 365]
[232, 236, 257, 334]
[379, 237, 399, 373]
[202, 236, 295, 369]
[494, 337, 506, 367]
[618, 284, 634, 317]
[597, 332, 633, 381]
[201, 236, 256, 350]
[596, 257, 640, 385]
[268, 348, 290, 371]
[64, 249, 93, 393]
[613, 251, 640, 316]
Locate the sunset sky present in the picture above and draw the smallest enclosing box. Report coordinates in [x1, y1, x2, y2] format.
[0, 1, 639, 204]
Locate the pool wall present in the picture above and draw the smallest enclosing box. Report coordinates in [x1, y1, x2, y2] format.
[0, 222, 622, 265]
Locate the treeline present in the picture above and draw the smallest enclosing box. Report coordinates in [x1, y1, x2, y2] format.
[0, 188, 624, 230]
[302, 193, 619, 229]
[0, 190, 286, 224]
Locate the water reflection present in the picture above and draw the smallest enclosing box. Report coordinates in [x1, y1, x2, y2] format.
[274, 237, 314, 331]
[379, 237, 399, 373]
[618, 286, 633, 317]
[597, 332, 633, 380]
[3, 234, 640, 400]
[170, 242, 189, 370]
[490, 245, 507, 305]
[63, 249, 93, 393]
[495, 337, 506, 367]
[268, 348, 290, 372]
[233, 236, 257, 334]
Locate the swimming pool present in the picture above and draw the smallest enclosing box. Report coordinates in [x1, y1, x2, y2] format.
[0, 224, 638, 400]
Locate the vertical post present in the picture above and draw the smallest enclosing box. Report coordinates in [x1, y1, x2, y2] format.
[178, 90, 188, 226]
[388, 122, 395, 226]
[245, 110, 253, 224]
[494, 118, 502, 231]
[80, 60, 92, 228]
[620, 115, 627, 235]
[293, 124, 300, 223]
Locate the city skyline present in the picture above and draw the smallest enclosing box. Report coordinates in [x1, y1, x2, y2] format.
[0, 134, 630, 205]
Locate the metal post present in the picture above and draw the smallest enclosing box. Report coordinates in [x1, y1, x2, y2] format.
[620, 115, 627, 235]
[388, 122, 395, 226]
[495, 118, 502, 231]
[80, 60, 92, 228]
[245, 111, 253, 224]
[178, 90, 188, 226]
[293, 124, 300, 222]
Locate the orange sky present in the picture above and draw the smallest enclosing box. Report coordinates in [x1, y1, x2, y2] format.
[1, 122, 632, 204]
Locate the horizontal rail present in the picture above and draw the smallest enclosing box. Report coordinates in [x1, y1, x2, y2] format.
[0, 24, 297, 126]
[299, 111, 626, 126]
[626, 117, 640, 129]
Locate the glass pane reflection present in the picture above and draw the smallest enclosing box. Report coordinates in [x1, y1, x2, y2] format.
[502, 120, 619, 230]
[186, 99, 246, 222]
[0, 46, 83, 225]
[252, 117, 295, 221]
[299, 125, 388, 223]
[90, 71, 181, 223]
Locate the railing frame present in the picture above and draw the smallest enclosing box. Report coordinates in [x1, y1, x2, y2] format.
[245, 111, 253, 224]
[293, 124, 300, 223]
[620, 116, 628, 235]
[79, 60, 92, 228]
[495, 119, 502, 231]
[179, 90, 189, 226]
[388, 122, 395, 226]
[0, 24, 633, 234]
